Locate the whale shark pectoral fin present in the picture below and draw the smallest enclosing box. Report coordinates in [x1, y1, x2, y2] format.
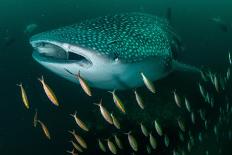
[172, 60, 201, 73]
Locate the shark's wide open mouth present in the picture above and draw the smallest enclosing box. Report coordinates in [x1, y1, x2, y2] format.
[31, 41, 92, 67]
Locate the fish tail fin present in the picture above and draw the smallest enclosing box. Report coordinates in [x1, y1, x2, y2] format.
[38, 75, 44, 83]
[70, 111, 77, 118]
[108, 89, 116, 95]
[16, 83, 22, 87]
[94, 98, 103, 107]
[37, 119, 42, 126]
[124, 131, 132, 135]
[68, 129, 75, 135]
[172, 60, 201, 73]
[66, 149, 75, 154]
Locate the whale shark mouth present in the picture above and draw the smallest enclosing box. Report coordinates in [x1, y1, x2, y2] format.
[30, 41, 93, 67]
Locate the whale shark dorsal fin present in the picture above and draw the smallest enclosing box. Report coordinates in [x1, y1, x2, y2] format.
[172, 60, 200, 73]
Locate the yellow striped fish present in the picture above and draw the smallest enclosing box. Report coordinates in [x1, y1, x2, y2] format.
[17, 83, 29, 109]
[108, 90, 126, 114]
[38, 76, 59, 106]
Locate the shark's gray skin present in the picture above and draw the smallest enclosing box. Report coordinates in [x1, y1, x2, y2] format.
[30, 12, 197, 90]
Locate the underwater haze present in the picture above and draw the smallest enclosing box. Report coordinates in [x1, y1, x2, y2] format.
[0, 0, 232, 155]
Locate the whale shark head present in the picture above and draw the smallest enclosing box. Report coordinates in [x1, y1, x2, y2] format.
[30, 13, 177, 90]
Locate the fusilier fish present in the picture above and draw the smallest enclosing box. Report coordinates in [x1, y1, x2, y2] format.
[38, 76, 59, 106]
[149, 133, 157, 149]
[70, 111, 89, 132]
[126, 131, 138, 151]
[109, 90, 126, 114]
[173, 91, 181, 108]
[134, 90, 145, 109]
[114, 135, 123, 149]
[164, 134, 170, 147]
[141, 72, 156, 93]
[226, 68, 230, 80]
[229, 51, 232, 64]
[140, 122, 149, 137]
[33, 109, 38, 127]
[198, 83, 205, 98]
[70, 140, 83, 152]
[154, 120, 163, 136]
[111, 113, 121, 129]
[98, 139, 106, 152]
[200, 70, 208, 81]
[37, 120, 51, 140]
[184, 97, 191, 112]
[94, 99, 113, 124]
[146, 144, 152, 154]
[77, 71, 92, 96]
[107, 138, 117, 154]
[213, 75, 219, 92]
[190, 112, 195, 124]
[17, 83, 30, 109]
[69, 130, 87, 149]
[177, 119, 185, 132]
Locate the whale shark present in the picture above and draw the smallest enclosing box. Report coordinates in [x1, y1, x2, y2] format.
[30, 12, 198, 90]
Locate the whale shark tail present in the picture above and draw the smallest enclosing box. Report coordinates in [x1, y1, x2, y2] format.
[172, 60, 201, 73]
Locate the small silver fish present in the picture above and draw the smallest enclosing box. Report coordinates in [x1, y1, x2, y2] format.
[70, 140, 83, 152]
[146, 144, 152, 154]
[69, 130, 87, 149]
[190, 112, 195, 124]
[177, 119, 185, 132]
[126, 131, 138, 151]
[37, 120, 51, 140]
[94, 99, 113, 124]
[184, 97, 191, 112]
[108, 90, 126, 114]
[70, 111, 89, 132]
[33, 109, 38, 127]
[149, 133, 157, 149]
[213, 75, 219, 92]
[226, 68, 231, 80]
[141, 72, 156, 93]
[17, 83, 30, 109]
[38, 76, 59, 106]
[98, 139, 106, 152]
[173, 91, 181, 108]
[154, 120, 163, 136]
[107, 138, 117, 154]
[111, 113, 121, 129]
[229, 51, 232, 64]
[134, 90, 145, 109]
[198, 83, 205, 99]
[77, 71, 92, 96]
[200, 70, 208, 81]
[164, 134, 170, 147]
[140, 122, 149, 137]
[114, 135, 123, 150]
